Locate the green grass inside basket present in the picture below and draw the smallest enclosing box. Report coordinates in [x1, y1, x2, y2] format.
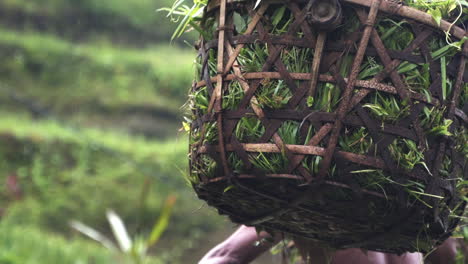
[186, 4, 467, 213]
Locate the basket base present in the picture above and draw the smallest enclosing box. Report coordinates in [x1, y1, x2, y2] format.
[195, 177, 453, 254]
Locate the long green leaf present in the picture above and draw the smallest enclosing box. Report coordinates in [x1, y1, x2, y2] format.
[147, 195, 177, 247]
[272, 7, 286, 27]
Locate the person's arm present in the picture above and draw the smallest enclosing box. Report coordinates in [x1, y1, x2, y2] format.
[425, 238, 458, 264]
[199, 225, 280, 264]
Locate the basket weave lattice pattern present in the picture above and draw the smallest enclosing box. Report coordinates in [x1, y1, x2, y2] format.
[188, 0, 467, 253]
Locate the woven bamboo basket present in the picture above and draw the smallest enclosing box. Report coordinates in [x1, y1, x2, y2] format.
[187, 0, 468, 254]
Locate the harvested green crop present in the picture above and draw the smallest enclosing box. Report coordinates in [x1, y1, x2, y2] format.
[168, 0, 467, 255]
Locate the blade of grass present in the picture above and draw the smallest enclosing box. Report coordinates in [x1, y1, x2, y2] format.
[147, 195, 177, 247]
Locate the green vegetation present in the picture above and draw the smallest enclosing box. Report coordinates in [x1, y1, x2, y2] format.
[163, 0, 467, 43]
[1, 0, 171, 25]
[180, 1, 467, 255]
[0, 0, 236, 262]
[0, 26, 198, 139]
[186, 0, 467, 222]
[0, 224, 120, 264]
[0, 0, 197, 44]
[0, 28, 193, 112]
[71, 197, 177, 264]
[0, 0, 466, 261]
[0, 112, 222, 263]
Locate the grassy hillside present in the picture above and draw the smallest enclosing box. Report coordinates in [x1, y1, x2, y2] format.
[0, 28, 194, 107]
[0, 0, 232, 263]
[0, 224, 120, 264]
[0, 0, 196, 44]
[0, 112, 223, 262]
[0, 28, 196, 137]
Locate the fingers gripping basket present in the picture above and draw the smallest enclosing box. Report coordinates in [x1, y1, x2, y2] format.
[187, 0, 468, 253]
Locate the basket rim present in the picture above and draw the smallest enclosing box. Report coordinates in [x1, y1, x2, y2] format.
[206, 0, 467, 40]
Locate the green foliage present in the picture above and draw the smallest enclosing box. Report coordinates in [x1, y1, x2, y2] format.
[163, 0, 467, 44]
[388, 138, 428, 171]
[186, 1, 466, 189]
[359, 57, 384, 80]
[0, 114, 221, 262]
[350, 169, 445, 208]
[168, 3, 468, 254]
[191, 154, 217, 180]
[311, 82, 341, 112]
[222, 81, 245, 110]
[0, 29, 194, 112]
[235, 117, 265, 143]
[193, 86, 211, 114]
[363, 92, 410, 123]
[72, 196, 176, 264]
[238, 44, 269, 73]
[158, 0, 209, 40]
[420, 106, 453, 136]
[0, 0, 229, 262]
[250, 152, 288, 174]
[228, 153, 244, 175]
[256, 80, 293, 109]
[278, 121, 300, 145]
[0, 223, 120, 264]
[0, 0, 186, 43]
[339, 127, 373, 155]
[2, 0, 174, 25]
[281, 47, 313, 73]
[203, 121, 219, 144]
[377, 19, 414, 51]
[0, 113, 187, 162]
[301, 155, 324, 176]
[405, 0, 466, 23]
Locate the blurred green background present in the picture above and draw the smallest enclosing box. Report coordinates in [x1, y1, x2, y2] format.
[0, 0, 274, 263]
